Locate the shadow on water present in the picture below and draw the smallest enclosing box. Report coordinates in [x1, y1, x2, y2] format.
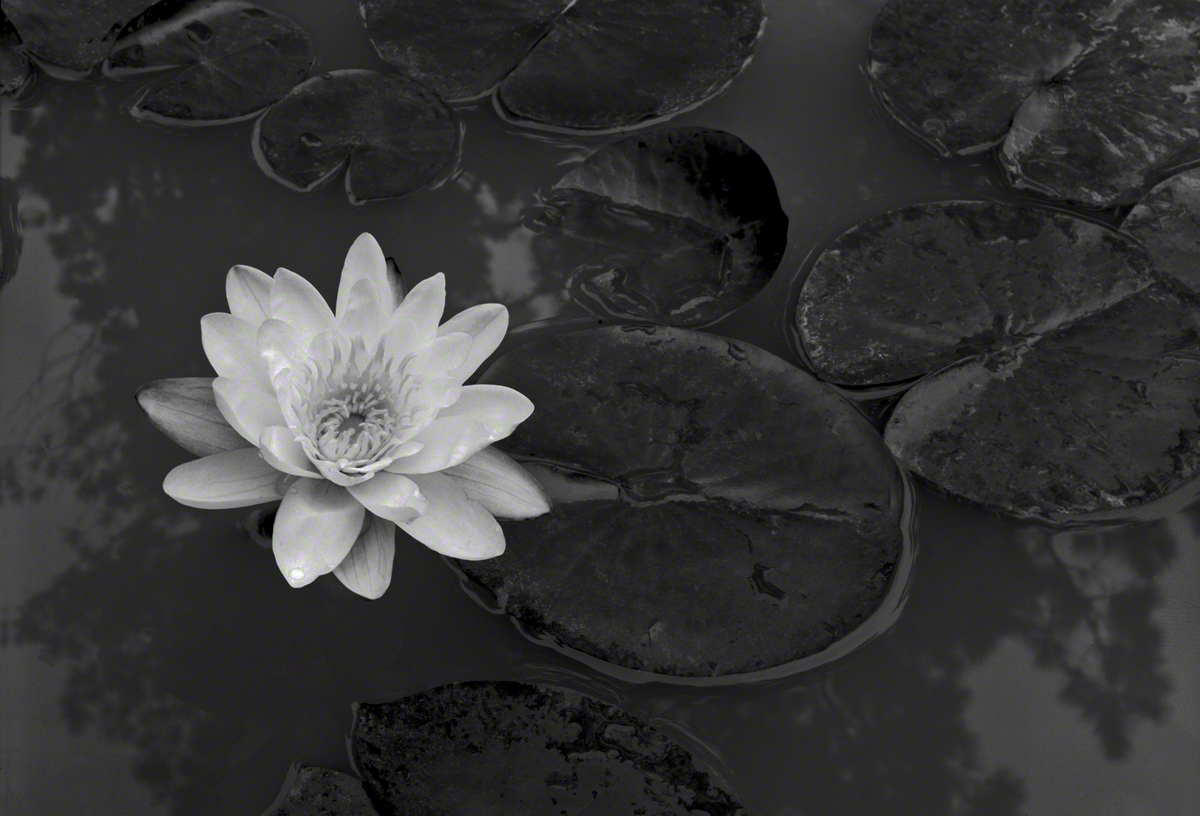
[1, 67, 1194, 816]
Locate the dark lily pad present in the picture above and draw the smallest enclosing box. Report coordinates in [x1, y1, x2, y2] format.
[352, 681, 748, 815]
[360, 0, 765, 131]
[262, 765, 378, 816]
[2, 0, 152, 72]
[254, 69, 460, 203]
[796, 200, 1200, 516]
[0, 7, 30, 94]
[1123, 167, 1200, 294]
[459, 325, 903, 677]
[105, 0, 313, 123]
[527, 127, 787, 327]
[868, 0, 1200, 206]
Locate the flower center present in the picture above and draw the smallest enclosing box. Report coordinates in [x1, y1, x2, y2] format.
[313, 383, 396, 465]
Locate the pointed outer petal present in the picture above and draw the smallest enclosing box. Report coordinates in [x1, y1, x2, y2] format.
[385, 256, 407, 303]
[270, 268, 335, 345]
[379, 313, 420, 360]
[338, 279, 387, 348]
[437, 384, 533, 441]
[225, 265, 274, 327]
[272, 479, 366, 587]
[336, 233, 396, 319]
[258, 426, 321, 478]
[163, 448, 287, 509]
[406, 332, 472, 378]
[333, 514, 397, 599]
[437, 303, 508, 382]
[347, 471, 429, 525]
[201, 313, 273, 393]
[521, 463, 621, 503]
[442, 446, 551, 519]
[213, 377, 286, 445]
[400, 472, 504, 559]
[257, 319, 305, 383]
[136, 377, 246, 456]
[390, 272, 445, 344]
[385, 416, 494, 474]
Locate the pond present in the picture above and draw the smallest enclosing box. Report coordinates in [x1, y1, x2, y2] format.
[2, 0, 1198, 814]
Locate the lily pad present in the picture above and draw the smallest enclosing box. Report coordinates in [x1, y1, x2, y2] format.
[2, 0, 152, 72]
[262, 765, 379, 816]
[868, 0, 1200, 206]
[1123, 167, 1200, 294]
[796, 200, 1200, 516]
[254, 69, 460, 203]
[459, 325, 903, 678]
[527, 127, 787, 327]
[360, 0, 765, 131]
[0, 7, 30, 94]
[352, 681, 748, 815]
[105, 0, 313, 123]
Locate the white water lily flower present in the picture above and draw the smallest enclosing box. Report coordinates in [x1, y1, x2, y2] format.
[161, 233, 550, 597]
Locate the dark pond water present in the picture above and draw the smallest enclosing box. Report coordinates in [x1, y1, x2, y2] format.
[2, 1, 1198, 814]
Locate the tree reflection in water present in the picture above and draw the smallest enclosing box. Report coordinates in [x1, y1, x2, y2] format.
[3, 77, 1195, 816]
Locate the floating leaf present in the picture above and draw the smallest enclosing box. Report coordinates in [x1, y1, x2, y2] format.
[528, 127, 787, 326]
[1123, 167, 1200, 294]
[254, 69, 460, 203]
[868, 0, 1200, 206]
[2, 0, 150, 72]
[352, 681, 749, 815]
[360, 0, 765, 131]
[261, 765, 379, 816]
[106, 0, 313, 123]
[796, 200, 1200, 516]
[136, 376, 246, 456]
[459, 325, 903, 677]
[0, 7, 30, 94]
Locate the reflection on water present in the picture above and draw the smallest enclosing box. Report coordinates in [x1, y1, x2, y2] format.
[1, 1, 1198, 814]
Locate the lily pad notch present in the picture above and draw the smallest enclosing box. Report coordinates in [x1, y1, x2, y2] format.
[458, 324, 905, 679]
[253, 69, 462, 203]
[527, 126, 788, 326]
[360, 0, 767, 132]
[795, 199, 1200, 517]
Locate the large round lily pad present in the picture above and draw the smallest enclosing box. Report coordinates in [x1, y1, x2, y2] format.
[254, 69, 460, 203]
[105, 0, 313, 123]
[2, 0, 150, 72]
[0, 7, 30, 94]
[527, 127, 787, 327]
[360, 0, 765, 131]
[868, 0, 1200, 206]
[796, 200, 1200, 516]
[352, 681, 748, 815]
[1124, 167, 1200, 294]
[460, 325, 904, 678]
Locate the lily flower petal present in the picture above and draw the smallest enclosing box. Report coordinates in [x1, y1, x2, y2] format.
[442, 446, 551, 519]
[259, 426, 321, 477]
[401, 472, 505, 560]
[385, 416, 493, 474]
[270, 268, 335, 345]
[136, 377, 247, 457]
[163, 448, 286, 509]
[437, 384, 533, 441]
[390, 272, 445, 343]
[201, 313, 273, 393]
[346, 471, 429, 525]
[336, 233, 397, 319]
[333, 513, 397, 599]
[272, 479, 366, 587]
[338, 278, 387, 349]
[213, 377, 286, 445]
[437, 303, 508, 382]
[406, 332, 472, 378]
[257, 318, 304, 383]
[225, 265, 273, 327]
